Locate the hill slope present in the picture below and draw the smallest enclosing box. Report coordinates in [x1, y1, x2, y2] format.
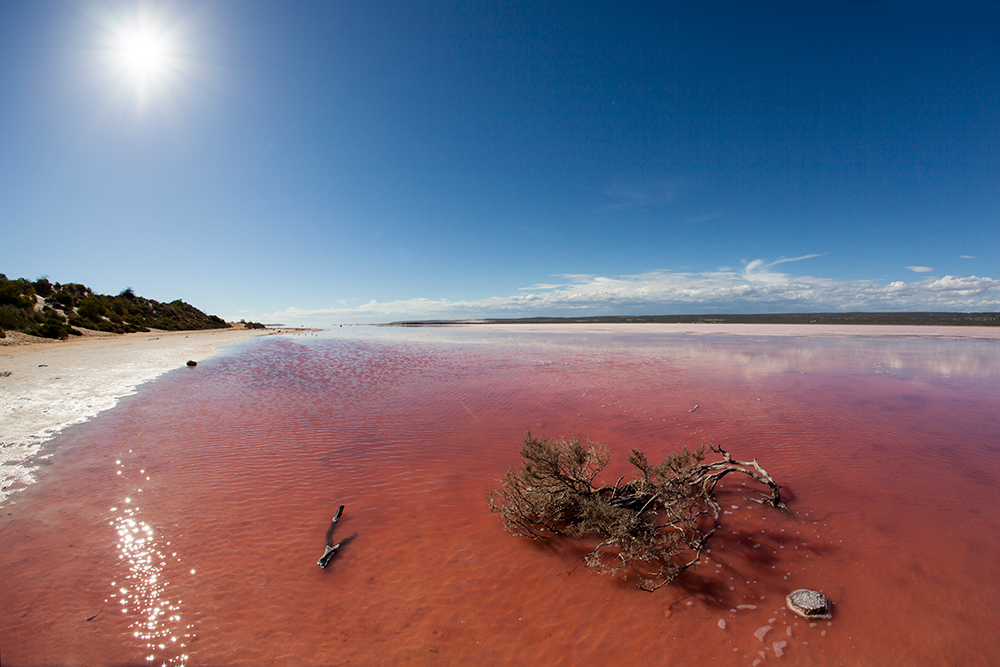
[0, 275, 228, 339]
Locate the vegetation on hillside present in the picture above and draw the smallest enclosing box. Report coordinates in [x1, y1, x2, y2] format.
[0, 274, 229, 339]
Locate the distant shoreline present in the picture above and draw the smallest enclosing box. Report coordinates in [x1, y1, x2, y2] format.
[385, 312, 1000, 327]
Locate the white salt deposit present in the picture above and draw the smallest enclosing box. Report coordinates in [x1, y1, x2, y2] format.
[0, 328, 275, 505]
[754, 625, 772, 641]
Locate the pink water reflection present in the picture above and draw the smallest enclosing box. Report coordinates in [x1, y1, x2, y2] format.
[2, 327, 999, 666]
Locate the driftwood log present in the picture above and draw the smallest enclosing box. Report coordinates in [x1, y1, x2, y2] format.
[488, 432, 787, 592]
[317, 505, 346, 568]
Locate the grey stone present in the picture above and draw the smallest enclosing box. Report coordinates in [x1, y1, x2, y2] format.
[785, 589, 832, 619]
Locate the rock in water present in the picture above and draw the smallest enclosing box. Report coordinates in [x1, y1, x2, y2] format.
[785, 589, 832, 619]
[186, 360, 197, 367]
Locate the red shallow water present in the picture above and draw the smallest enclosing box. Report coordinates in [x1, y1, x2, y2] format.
[2, 328, 1000, 666]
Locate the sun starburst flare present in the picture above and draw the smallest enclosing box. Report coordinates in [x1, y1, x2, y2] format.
[86, 2, 203, 113]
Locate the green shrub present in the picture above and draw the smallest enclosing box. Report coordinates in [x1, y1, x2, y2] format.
[0, 304, 31, 330]
[37, 318, 70, 340]
[33, 277, 53, 297]
[51, 292, 75, 309]
[0, 278, 35, 309]
[78, 295, 106, 321]
[41, 306, 66, 322]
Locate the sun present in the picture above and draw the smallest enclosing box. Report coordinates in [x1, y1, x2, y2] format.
[119, 30, 167, 77]
[93, 4, 194, 111]
[114, 25, 173, 93]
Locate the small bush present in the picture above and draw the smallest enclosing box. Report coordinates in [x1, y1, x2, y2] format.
[489, 432, 786, 592]
[0, 278, 34, 309]
[33, 277, 53, 297]
[37, 318, 71, 340]
[51, 292, 75, 309]
[0, 304, 31, 330]
[77, 295, 106, 321]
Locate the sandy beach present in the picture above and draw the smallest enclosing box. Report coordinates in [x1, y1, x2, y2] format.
[0, 327, 305, 504]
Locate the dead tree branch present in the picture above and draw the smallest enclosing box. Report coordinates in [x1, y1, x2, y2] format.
[318, 505, 346, 568]
[488, 432, 786, 591]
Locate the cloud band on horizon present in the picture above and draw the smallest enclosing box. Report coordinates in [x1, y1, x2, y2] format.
[261, 261, 1000, 324]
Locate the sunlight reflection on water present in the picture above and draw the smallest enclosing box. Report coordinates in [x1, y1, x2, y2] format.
[108, 455, 192, 666]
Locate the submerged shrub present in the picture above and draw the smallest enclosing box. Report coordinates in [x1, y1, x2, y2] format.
[489, 432, 785, 592]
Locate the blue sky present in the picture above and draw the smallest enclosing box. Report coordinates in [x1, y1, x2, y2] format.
[1, 1, 998, 324]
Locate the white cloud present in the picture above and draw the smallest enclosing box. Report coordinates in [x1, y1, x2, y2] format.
[259, 262, 1000, 325]
[743, 254, 826, 284]
[960, 255, 977, 259]
[906, 266, 934, 273]
[769, 253, 826, 267]
[518, 283, 567, 291]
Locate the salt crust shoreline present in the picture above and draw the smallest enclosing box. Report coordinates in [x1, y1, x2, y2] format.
[2, 322, 997, 505]
[0, 327, 304, 505]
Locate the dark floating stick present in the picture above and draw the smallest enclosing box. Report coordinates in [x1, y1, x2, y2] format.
[318, 505, 346, 568]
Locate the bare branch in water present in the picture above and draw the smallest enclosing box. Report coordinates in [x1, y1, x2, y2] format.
[488, 431, 786, 591]
[318, 505, 347, 568]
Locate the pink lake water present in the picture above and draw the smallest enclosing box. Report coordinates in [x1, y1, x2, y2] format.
[2, 326, 1000, 666]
